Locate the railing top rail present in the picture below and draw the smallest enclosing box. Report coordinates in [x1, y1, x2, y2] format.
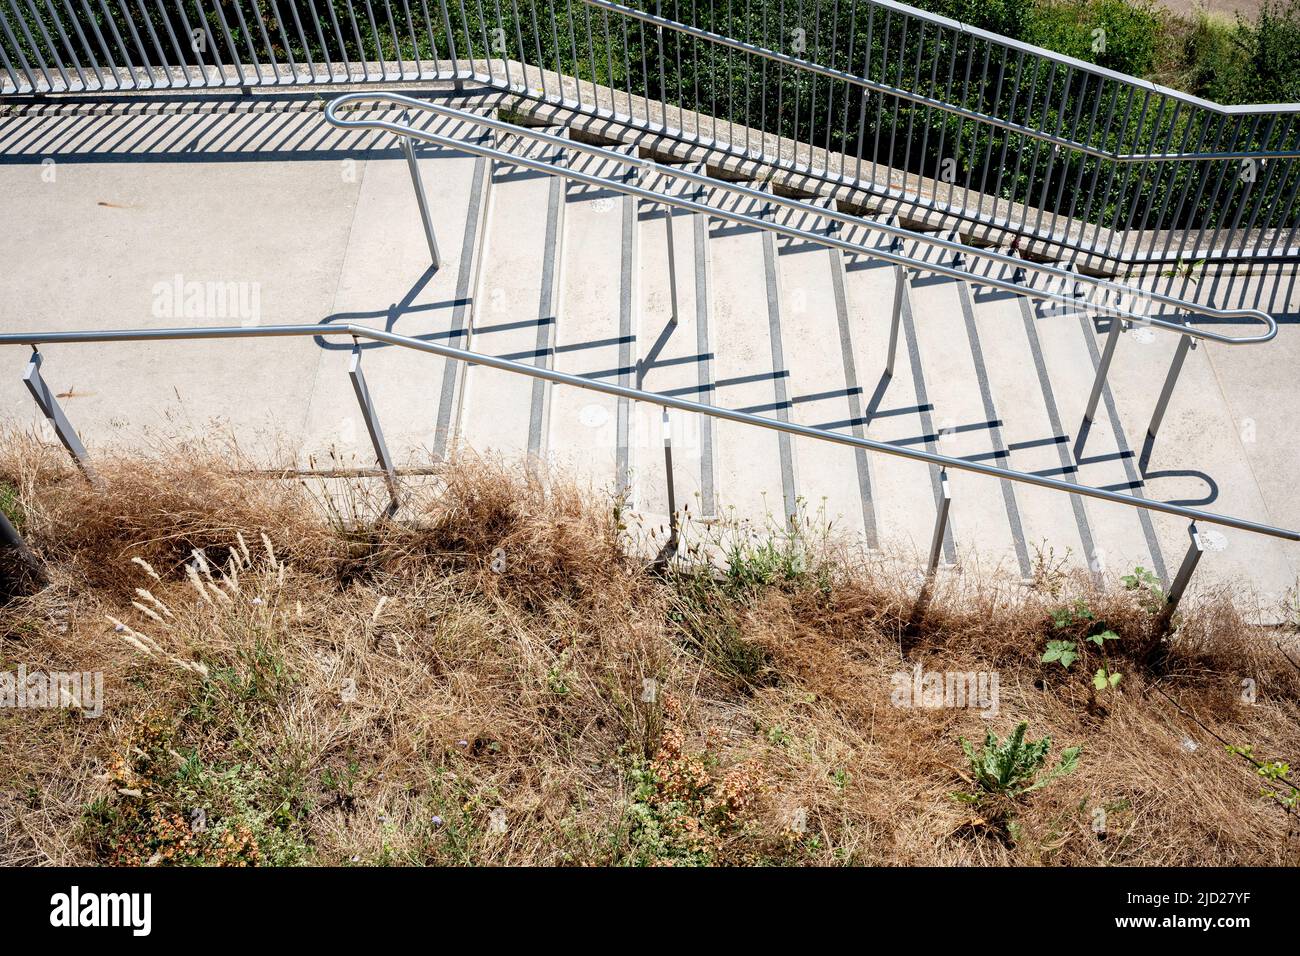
[590, 0, 1300, 159]
[324, 92, 1278, 346]
[596, 0, 1300, 117]
[1, 322, 1295, 542]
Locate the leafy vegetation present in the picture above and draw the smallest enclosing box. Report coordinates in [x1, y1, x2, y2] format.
[954, 722, 1082, 803]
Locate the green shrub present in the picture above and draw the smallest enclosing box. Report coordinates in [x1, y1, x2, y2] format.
[1026, 0, 1160, 77]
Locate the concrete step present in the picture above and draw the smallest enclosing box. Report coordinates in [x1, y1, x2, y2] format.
[546, 143, 639, 500]
[704, 192, 796, 533]
[767, 197, 876, 548]
[633, 163, 717, 523]
[905, 257, 1028, 579]
[835, 218, 947, 561]
[458, 129, 568, 464]
[962, 272, 1097, 577]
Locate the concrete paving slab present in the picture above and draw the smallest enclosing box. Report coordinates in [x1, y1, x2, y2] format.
[0, 140, 360, 462]
[966, 281, 1095, 575]
[907, 272, 1025, 578]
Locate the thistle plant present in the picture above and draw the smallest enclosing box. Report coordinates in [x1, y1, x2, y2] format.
[954, 722, 1081, 804]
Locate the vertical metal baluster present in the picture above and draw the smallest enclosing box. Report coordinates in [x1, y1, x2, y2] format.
[1206, 113, 1269, 260]
[268, 0, 303, 82]
[197, 0, 237, 89]
[869, 9, 890, 188]
[326, 0, 356, 80]
[1185, 114, 1245, 265]
[455, 0, 474, 79]
[434, 0, 457, 77]
[899, 20, 926, 201]
[1083, 86, 1134, 260]
[5, 0, 55, 89]
[224, 0, 267, 86]
[400, 113, 442, 267]
[0, 10, 27, 92]
[1244, 117, 1294, 260]
[130, 0, 170, 88]
[303, 0, 334, 81]
[32, 0, 84, 89]
[1064, 76, 1111, 256]
[1033, 65, 1079, 243]
[912, 22, 944, 205]
[152, 0, 191, 88]
[1159, 107, 1216, 264]
[287, 0, 320, 81]
[851, 2, 871, 183]
[991, 50, 1026, 228]
[58, 0, 104, 90]
[363, 0, 387, 79]
[1266, 134, 1300, 258]
[1145, 102, 1201, 267]
[1014, 59, 1054, 243]
[1116, 97, 1169, 264]
[946, 28, 973, 213]
[489, 0, 509, 85]
[85, 0, 128, 89]
[972, 44, 1006, 229]
[1101, 91, 1151, 260]
[837, 0, 856, 176]
[884, 15, 907, 199]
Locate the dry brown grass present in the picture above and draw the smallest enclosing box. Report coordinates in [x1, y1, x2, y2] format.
[0, 436, 1297, 866]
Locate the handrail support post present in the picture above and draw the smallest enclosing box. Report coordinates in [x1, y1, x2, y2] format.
[664, 202, 679, 326]
[23, 349, 97, 483]
[886, 227, 906, 378]
[1074, 317, 1123, 461]
[663, 409, 679, 554]
[926, 468, 952, 577]
[1156, 522, 1203, 632]
[348, 343, 401, 517]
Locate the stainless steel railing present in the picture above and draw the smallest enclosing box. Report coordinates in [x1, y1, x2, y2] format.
[595, 0, 1300, 267]
[328, 91, 1278, 344]
[2, 322, 1295, 624]
[3, 0, 1298, 268]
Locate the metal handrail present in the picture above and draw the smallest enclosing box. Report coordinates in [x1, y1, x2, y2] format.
[324, 91, 1278, 347]
[1, 322, 1295, 544]
[590, 0, 1300, 161]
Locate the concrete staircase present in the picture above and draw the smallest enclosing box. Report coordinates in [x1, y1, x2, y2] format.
[1, 95, 1296, 616]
